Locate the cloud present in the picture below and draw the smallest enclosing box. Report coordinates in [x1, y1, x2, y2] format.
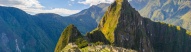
[71, 0, 75, 1]
[78, 0, 115, 6]
[69, 4, 72, 6]
[24, 8, 80, 16]
[0, 0, 80, 16]
[0, 0, 44, 9]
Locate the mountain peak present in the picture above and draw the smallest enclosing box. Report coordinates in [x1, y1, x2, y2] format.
[88, 0, 191, 52]
[67, 24, 75, 28]
[98, 0, 138, 43]
[54, 24, 82, 52]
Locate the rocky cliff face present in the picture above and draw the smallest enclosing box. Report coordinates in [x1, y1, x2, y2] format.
[88, 0, 191, 52]
[129, 0, 191, 31]
[95, 0, 153, 51]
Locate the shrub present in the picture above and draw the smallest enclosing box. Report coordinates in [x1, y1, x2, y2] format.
[75, 37, 88, 48]
[94, 41, 104, 46]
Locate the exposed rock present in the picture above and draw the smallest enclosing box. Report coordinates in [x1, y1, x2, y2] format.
[89, 0, 191, 52]
[130, 0, 191, 31]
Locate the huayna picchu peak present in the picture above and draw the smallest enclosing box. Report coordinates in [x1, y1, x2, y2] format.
[55, 0, 191, 52]
[54, 24, 86, 52]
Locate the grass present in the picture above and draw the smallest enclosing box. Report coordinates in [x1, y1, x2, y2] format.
[55, 24, 83, 52]
[75, 37, 88, 48]
[176, 26, 181, 30]
[99, 1, 122, 43]
[186, 30, 191, 36]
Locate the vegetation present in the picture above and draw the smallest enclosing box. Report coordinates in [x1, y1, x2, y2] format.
[86, 30, 110, 44]
[143, 18, 191, 52]
[94, 41, 104, 46]
[186, 30, 191, 36]
[98, 0, 123, 43]
[176, 26, 181, 30]
[132, 0, 191, 31]
[54, 24, 83, 52]
[75, 37, 88, 48]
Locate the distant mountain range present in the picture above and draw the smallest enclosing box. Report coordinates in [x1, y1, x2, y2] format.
[55, 0, 191, 52]
[129, 0, 191, 31]
[0, 3, 109, 52]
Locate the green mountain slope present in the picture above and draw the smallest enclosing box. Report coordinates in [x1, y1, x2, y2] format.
[68, 3, 110, 34]
[0, 3, 109, 52]
[130, 0, 191, 31]
[87, 0, 191, 52]
[54, 24, 86, 52]
[0, 6, 54, 52]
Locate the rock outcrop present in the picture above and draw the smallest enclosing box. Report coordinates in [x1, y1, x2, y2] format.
[88, 0, 191, 52]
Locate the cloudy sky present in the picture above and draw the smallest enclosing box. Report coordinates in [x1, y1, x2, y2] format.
[0, 0, 131, 16]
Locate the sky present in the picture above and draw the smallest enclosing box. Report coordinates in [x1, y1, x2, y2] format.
[0, 0, 131, 16]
